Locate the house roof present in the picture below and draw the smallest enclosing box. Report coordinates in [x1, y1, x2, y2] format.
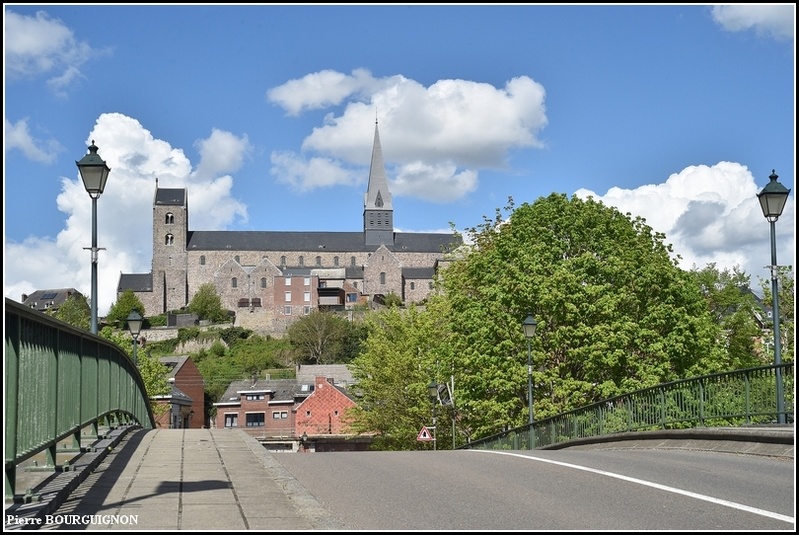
[154, 384, 193, 405]
[185, 230, 460, 254]
[215, 378, 315, 405]
[160, 356, 190, 379]
[20, 288, 83, 312]
[118, 273, 153, 293]
[295, 364, 355, 387]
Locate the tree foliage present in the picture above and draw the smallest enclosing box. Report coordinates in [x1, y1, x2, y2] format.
[187, 283, 227, 322]
[48, 293, 90, 331]
[687, 263, 763, 369]
[758, 266, 795, 364]
[287, 310, 362, 364]
[106, 290, 146, 329]
[348, 194, 732, 444]
[348, 303, 454, 450]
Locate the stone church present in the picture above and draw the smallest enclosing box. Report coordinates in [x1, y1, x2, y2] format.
[117, 121, 461, 333]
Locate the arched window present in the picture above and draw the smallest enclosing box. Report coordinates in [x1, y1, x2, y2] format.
[298, 256, 305, 267]
[231, 278, 238, 288]
[410, 282, 415, 290]
[260, 277, 267, 288]
[315, 256, 322, 266]
[334, 256, 339, 267]
[280, 256, 286, 267]
[165, 234, 174, 246]
[350, 256, 356, 267]
[165, 212, 174, 224]
[380, 272, 386, 284]
[200, 255, 206, 266]
[234, 255, 240, 263]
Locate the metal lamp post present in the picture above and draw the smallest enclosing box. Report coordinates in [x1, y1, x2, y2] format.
[76, 141, 111, 334]
[522, 314, 537, 448]
[428, 381, 439, 451]
[126, 310, 143, 366]
[757, 170, 790, 424]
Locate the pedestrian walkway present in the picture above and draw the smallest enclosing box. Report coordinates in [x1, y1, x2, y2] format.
[5, 428, 347, 531]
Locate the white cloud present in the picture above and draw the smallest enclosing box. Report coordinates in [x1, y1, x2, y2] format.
[269, 151, 360, 192]
[267, 69, 548, 203]
[575, 162, 795, 283]
[4, 112, 248, 316]
[4, 9, 105, 93]
[4, 117, 64, 163]
[711, 5, 795, 41]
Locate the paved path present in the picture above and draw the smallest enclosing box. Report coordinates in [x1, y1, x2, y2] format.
[6, 428, 346, 531]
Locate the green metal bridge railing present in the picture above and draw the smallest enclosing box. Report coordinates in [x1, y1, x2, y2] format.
[4, 298, 155, 499]
[460, 363, 794, 451]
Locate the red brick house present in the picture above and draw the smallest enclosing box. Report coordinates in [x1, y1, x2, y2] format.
[153, 356, 205, 429]
[213, 368, 371, 452]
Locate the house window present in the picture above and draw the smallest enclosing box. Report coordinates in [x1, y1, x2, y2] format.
[165, 212, 174, 224]
[272, 411, 288, 419]
[284, 305, 292, 315]
[245, 394, 265, 401]
[246, 413, 265, 427]
[334, 256, 339, 267]
[232, 277, 238, 288]
[347, 293, 357, 303]
[299, 256, 304, 266]
[380, 272, 386, 284]
[304, 291, 311, 302]
[200, 255, 206, 266]
[280, 256, 286, 267]
[285, 276, 291, 285]
[285, 291, 291, 302]
[304, 277, 310, 286]
[410, 282, 415, 290]
[353, 282, 358, 288]
[260, 277, 267, 288]
[303, 305, 311, 315]
[165, 234, 174, 246]
[224, 414, 238, 428]
[316, 256, 322, 266]
[350, 256, 356, 267]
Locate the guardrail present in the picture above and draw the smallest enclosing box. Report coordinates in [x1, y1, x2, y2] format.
[460, 363, 794, 450]
[5, 298, 155, 500]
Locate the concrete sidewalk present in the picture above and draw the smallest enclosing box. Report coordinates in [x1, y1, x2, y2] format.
[5, 428, 347, 531]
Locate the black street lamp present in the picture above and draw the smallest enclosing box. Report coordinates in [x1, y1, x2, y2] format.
[428, 381, 439, 451]
[757, 170, 790, 424]
[126, 310, 143, 366]
[76, 141, 111, 334]
[522, 314, 537, 449]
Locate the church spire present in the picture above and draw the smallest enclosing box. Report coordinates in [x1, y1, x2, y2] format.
[364, 119, 394, 246]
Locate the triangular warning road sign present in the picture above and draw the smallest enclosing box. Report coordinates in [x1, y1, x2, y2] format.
[417, 426, 433, 442]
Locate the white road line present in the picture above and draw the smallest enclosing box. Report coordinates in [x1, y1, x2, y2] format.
[470, 449, 794, 525]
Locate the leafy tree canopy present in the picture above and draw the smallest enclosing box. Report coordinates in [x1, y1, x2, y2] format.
[187, 283, 228, 322]
[287, 310, 363, 364]
[48, 293, 90, 331]
[106, 290, 146, 329]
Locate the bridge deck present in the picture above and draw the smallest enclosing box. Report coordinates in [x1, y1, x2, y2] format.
[5, 429, 345, 530]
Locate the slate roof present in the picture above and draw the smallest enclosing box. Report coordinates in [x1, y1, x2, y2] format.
[154, 188, 185, 206]
[402, 267, 436, 279]
[154, 384, 193, 405]
[295, 364, 355, 387]
[215, 378, 315, 405]
[186, 230, 460, 254]
[118, 273, 153, 292]
[20, 288, 84, 312]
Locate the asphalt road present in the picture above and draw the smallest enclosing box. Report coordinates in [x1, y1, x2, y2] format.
[274, 448, 795, 531]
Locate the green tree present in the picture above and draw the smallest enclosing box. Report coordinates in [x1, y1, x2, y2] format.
[351, 194, 728, 443]
[106, 290, 146, 328]
[758, 266, 795, 364]
[688, 263, 762, 369]
[48, 293, 90, 330]
[187, 283, 226, 322]
[287, 310, 352, 364]
[348, 304, 453, 450]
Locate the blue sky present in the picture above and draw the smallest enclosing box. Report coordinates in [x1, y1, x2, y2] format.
[4, 4, 795, 316]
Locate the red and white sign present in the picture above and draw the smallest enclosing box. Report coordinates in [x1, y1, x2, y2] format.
[417, 426, 433, 442]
